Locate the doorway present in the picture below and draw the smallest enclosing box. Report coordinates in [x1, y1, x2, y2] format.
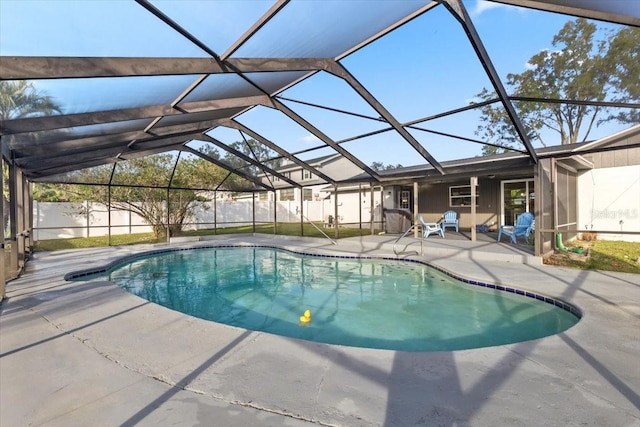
[501, 179, 534, 226]
[398, 188, 412, 211]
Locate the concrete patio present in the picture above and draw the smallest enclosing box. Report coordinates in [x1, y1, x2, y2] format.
[1, 234, 638, 426]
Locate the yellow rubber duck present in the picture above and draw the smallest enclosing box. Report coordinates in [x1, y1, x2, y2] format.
[299, 309, 311, 325]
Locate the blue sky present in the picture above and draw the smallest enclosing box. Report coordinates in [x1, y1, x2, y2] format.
[1, 0, 633, 171]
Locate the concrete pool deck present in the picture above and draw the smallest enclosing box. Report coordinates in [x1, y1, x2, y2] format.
[1, 234, 639, 426]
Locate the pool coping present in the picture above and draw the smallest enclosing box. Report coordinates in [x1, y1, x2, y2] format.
[2, 234, 639, 426]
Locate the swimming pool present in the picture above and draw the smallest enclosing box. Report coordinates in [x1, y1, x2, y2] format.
[71, 246, 580, 352]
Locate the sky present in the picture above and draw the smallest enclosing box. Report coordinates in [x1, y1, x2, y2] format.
[0, 0, 635, 173]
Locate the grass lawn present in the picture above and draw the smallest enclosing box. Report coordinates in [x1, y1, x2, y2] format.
[32, 223, 379, 252]
[543, 240, 640, 274]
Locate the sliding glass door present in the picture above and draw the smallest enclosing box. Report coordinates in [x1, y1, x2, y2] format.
[501, 179, 534, 226]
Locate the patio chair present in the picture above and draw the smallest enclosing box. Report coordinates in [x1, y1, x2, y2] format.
[419, 214, 444, 238]
[441, 210, 459, 233]
[497, 212, 534, 244]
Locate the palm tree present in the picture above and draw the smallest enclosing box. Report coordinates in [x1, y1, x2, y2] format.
[0, 80, 61, 121]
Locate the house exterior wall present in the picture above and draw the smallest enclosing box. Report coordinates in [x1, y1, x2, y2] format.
[418, 178, 504, 230]
[262, 156, 364, 190]
[584, 146, 640, 168]
[327, 189, 382, 227]
[382, 187, 397, 210]
[578, 164, 640, 242]
[577, 148, 640, 242]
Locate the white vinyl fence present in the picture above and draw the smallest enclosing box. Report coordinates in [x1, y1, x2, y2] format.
[32, 200, 337, 240]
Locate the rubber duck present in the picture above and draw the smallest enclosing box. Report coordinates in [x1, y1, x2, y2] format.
[299, 309, 311, 325]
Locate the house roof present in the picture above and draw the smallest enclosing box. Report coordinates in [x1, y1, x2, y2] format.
[1, 1, 638, 192]
[356, 128, 640, 186]
[275, 153, 343, 172]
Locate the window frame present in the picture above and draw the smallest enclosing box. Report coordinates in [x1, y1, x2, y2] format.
[279, 188, 295, 201]
[449, 185, 479, 207]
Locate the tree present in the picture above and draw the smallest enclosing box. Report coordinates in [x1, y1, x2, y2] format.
[39, 153, 235, 238]
[606, 26, 640, 124]
[0, 81, 61, 121]
[223, 138, 281, 171]
[33, 183, 79, 202]
[371, 162, 403, 171]
[473, 19, 640, 156]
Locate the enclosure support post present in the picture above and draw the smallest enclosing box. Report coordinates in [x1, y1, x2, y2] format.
[470, 176, 477, 242]
[380, 186, 384, 232]
[85, 200, 90, 238]
[534, 162, 541, 256]
[299, 187, 304, 237]
[334, 185, 339, 239]
[166, 187, 170, 243]
[551, 158, 558, 251]
[358, 184, 362, 234]
[252, 192, 256, 233]
[370, 183, 375, 235]
[273, 191, 277, 235]
[214, 192, 217, 234]
[108, 186, 112, 246]
[26, 177, 32, 257]
[413, 181, 419, 238]
[107, 164, 116, 246]
[9, 162, 18, 275]
[0, 160, 5, 301]
[16, 169, 25, 271]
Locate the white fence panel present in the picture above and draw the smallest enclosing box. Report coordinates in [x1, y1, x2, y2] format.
[34, 202, 85, 240]
[34, 202, 153, 240]
[33, 198, 367, 240]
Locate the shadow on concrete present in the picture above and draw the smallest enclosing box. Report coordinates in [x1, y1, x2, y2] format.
[119, 330, 253, 427]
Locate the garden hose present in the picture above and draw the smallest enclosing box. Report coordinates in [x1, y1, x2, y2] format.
[556, 233, 568, 253]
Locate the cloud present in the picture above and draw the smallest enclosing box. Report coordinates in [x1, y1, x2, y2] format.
[471, 0, 522, 17]
[301, 134, 320, 144]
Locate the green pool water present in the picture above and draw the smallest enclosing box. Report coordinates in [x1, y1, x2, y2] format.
[78, 246, 579, 352]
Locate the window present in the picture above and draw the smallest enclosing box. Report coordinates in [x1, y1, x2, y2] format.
[302, 169, 312, 180]
[399, 190, 411, 209]
[279, 188, 295, 201]
[449, 185, 479, 207]
[303, 188, 312, 201]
